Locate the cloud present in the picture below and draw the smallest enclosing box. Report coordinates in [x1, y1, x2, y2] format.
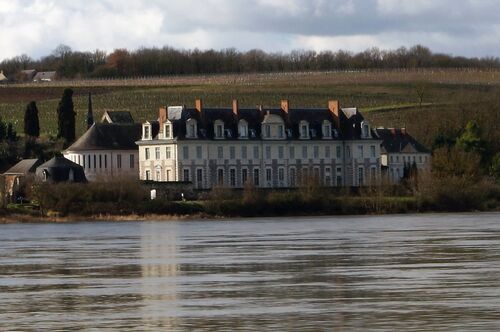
[1, 0, 500, 61]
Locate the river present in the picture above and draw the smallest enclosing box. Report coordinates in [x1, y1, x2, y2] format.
[1, 213, 499, 331]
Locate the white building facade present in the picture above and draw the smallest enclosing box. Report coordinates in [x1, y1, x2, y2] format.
[137, 100, 382, 189]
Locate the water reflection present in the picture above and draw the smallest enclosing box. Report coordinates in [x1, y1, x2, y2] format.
[0, 213, 499, 331]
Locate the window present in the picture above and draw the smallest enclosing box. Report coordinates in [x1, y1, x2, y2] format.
[253, 146, 259, 159]
[362, 122, 370, 138]
[302, 146, 308, 159]
[196, 169, 203, 188]
[130, 154, 134, 168]
[218, 146, 224, 159]
[266, 168, 272, 185]
[117, 154, 122, 169]
[238, 120, 248, 138]
[183, 146, 189, 159]
[156, 168, 161, 181]
[253, 169, 260, 186]
[242, 168, 248, 185]
[266, 146, 271, 159]
[300, 121, 309, 139]
[358, 167, 364, 186]
[166, 146, 172, 159]
[164, 122, 172, 139]
[325, 167, 331, 186]
[186, 119, 197, 138]
[313, 146, 319, 159]
[88, 155, 91, 169]
[278, 146, 284, 159]
[336, 167, 342, 187]
[290, 168, 296, 187]
[215, 120, 224, 139]
[322, 120, 332, 138]
[264, 124, 271, 138]
[336, 146, 341, 159]
[346, 146, 351, 158]
[242, 146, 247, 159]
[419, 156, 423, 163]
[230, 146, 235, 159]
[370, 145, 376, 158]
[313, 167, 320, 180]
[358, 146, 364, 158]
[143, 124, 151, 140]
[99, 155, 102, 169]
[302, 167, 309, 184]
[145, 170, 151, 180]
[155, 147, 160, 160]
[370, 167, 376, 184]
[289, 146, 295, 159]
[230, 168, 236, 187]
[278, 167, 285, 186]
[104, 155, 107, 169]
[278, 125, 285, 139]
[166, 169, 171, 181]
[82, 155, 86, 168]
[217, 169, 224, 185]
[183, 169, 190, 182]
[145, 148, 150, 160]
[196, 146, 202, 159]
[93, 155, 97, 169]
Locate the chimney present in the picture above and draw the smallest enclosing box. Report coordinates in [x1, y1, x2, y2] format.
[158, 106, 167, 133]
[328, 100, 340, 128]
[281, 99, 289, 113]
[232, 99, 239, 117]
[195, 98, 203, 113]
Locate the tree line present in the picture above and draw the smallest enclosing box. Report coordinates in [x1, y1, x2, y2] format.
[2, 45, 500, 79]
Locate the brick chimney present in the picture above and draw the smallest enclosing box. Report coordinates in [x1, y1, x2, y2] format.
[158, 106, 167, 133]
[281, 99, 289, 113]
[195, 98, 203, 113]
[328, 100, 340, 128]
[232, 99, 239, 117]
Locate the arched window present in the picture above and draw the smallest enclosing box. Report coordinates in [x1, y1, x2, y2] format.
[214, 120, 224, 139]
[361, 121, 371, 138]
[299, 120, 309, 139]
[238, 119, 248, 139]
[322, 120, 332, 139]
[186, 118, 197, 138]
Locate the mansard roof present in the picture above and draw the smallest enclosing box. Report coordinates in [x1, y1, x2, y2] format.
[374, 128, 430, 154]
[65, 123, 142, 152]
[154, 104, 372, 141]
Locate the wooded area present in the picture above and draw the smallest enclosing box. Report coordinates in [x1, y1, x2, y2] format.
[2, 45, 500, 79]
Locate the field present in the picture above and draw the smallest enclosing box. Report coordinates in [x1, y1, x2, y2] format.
[1, 69, 500, 148]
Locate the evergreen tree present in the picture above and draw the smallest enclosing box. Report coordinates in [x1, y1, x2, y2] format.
[7, 123, 17, 141]
[23, 101, 40, 139]
[57, 88, 76, 145]
[87, 92, 94, 129]
[0, 116, 6, 141]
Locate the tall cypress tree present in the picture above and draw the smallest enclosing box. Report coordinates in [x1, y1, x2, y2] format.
[57, 88, 76, 145]
[87, 92, 94, 129]
[24, 101, 40, 139]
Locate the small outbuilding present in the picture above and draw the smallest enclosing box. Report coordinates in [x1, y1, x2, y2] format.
[0, 70, 8, 83]
[2, 159, 43, 203]
[33, 71, 57, 82]
[35, 156, 87, 183]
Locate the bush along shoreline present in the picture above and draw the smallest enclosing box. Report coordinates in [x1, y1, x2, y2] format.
[1, 174, 499, 222]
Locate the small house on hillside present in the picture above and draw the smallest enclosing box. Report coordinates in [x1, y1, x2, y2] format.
[19, 69, 36, 81]
[33, 71, 57, 82]
[36, 156, 86, 183]
[2, 159, 43, 202]
[0, 70, 8, 83]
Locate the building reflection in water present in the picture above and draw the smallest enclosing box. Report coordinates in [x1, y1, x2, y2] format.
[140, 223, 181, 330]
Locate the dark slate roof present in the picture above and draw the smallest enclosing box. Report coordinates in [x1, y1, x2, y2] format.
[3, 159, 42, 175]
[65, 123, 142, 152]
[36, 156, 86, 182]
[102, 111, 135, 124]
[33, 71, 56, 81]
[374, 128, 430, 154]
[161, 106, 368, 141]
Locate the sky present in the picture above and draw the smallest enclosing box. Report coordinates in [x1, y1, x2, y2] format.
[1, 0, 500, 61]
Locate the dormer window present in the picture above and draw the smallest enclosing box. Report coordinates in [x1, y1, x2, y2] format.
[186, 118, 197, 138]
[143, 122, 152, 140]
[361, 121, 371, 138]
[299, 120, 309, 139]
[264, 124, 271, 138]
[261, 113, 286, 140]
[322, 120, 332, 139]
[214, 120, 224, 139]
[278, 125, 285, 139]
[238, 120, 248, 139]
[163, 121, 173, 139]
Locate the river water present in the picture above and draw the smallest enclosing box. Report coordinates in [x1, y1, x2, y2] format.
[0, 213, 499, 331]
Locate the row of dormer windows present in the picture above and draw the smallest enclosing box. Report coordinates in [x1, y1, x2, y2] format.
[143, 118, 368, 140]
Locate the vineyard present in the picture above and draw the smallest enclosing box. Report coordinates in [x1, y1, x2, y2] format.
[1, 69, 500, 140]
